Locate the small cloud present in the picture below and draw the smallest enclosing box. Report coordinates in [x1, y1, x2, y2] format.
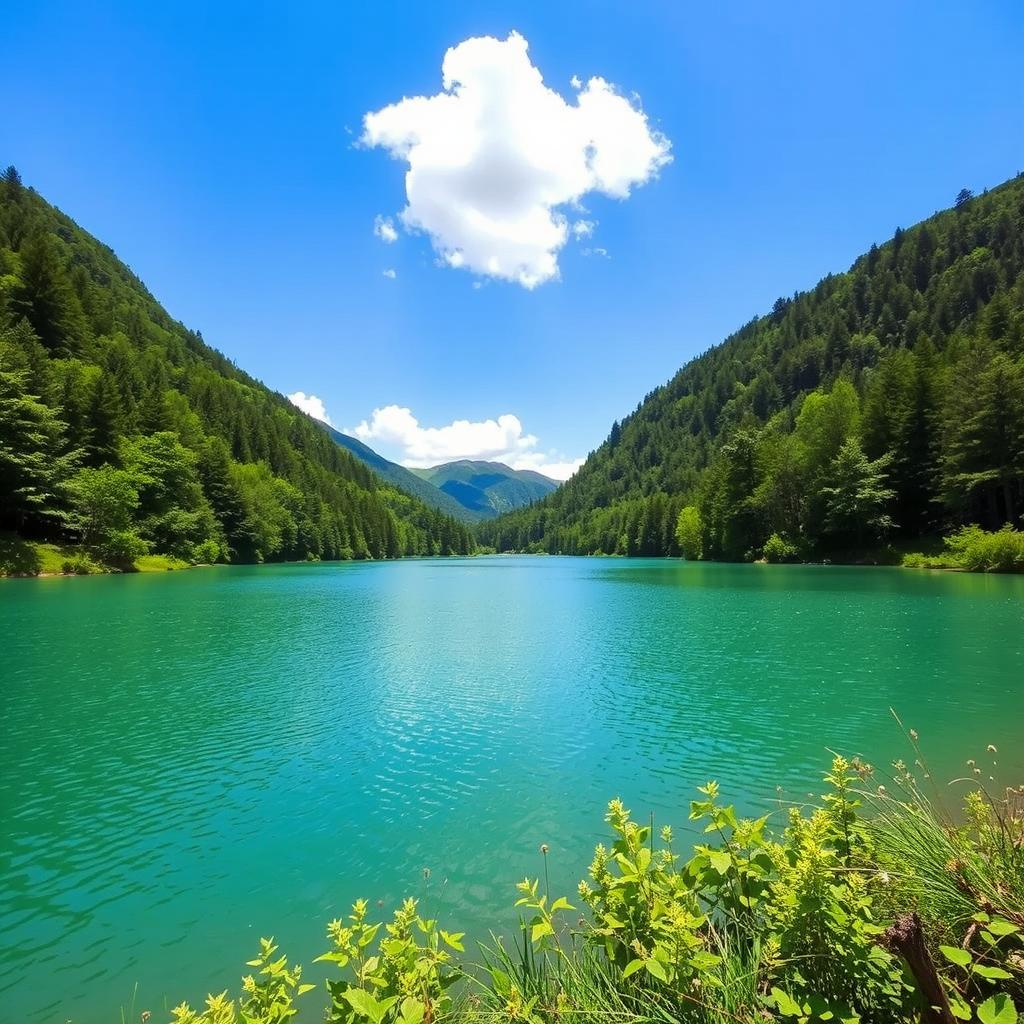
[374, 215, 399, 243]
[362, 31, 671, 288]
[570, 74, 582, 90]
[382, 268, 397, 279]
[287, 391, 334, 426]
[581, 246, 610, 259]
[347, 404, 581, 479]
[572, 219, 595, 239]
[510, 452, 585, 481]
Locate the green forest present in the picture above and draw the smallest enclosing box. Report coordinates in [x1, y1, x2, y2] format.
[0, 167, 475, 573]
[478, 177, 1024, 563]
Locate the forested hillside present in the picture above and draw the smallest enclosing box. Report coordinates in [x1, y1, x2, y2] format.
[0, 168, 475, 569]
[479, 176, 1024, 560]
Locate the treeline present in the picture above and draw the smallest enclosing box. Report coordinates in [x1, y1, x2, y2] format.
[0, 167, 475, 566]
[478, 178, 1024, 560]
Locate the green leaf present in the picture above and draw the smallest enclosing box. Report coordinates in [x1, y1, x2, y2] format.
[314, 951, 351, 966]
[531, 920, 553, 943]
[644, 958, 668, 982]
[440, 930, 465, 951]
[770, 987, 804, 1017]
[297, 983, 317, 996]
[940, 945, 972, 968]
[689, 951, 722, 971]
[986, 919, 1020, 937]
[975, 965, 1013, 981]
[343, 988, 379, 1020]
[708, 850, 732, 874]
[949, 995, 972, 1021]
[621, 959, 645, 979]
[550, 896, 575, 913]
[400, 997, 425, 1024]
[978, 994, 1017, 1024]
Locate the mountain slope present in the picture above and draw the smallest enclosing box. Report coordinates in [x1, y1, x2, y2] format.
[324, 425, 477, 521]
[411, 459, 558, 518]
[0, 167, 475, 566]
[478, 177, 1024, 559]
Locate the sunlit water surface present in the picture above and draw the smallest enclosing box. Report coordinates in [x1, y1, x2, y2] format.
[2, 557, 1023, 1022]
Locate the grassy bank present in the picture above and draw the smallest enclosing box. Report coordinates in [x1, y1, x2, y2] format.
[0, 532, 190, 577]
[164, 736, 1022, 1024]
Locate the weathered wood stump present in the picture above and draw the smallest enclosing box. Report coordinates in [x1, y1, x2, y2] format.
[882, 912, 955, 1024]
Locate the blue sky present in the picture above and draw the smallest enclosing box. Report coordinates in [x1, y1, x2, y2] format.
[3, 1, 1022, 477]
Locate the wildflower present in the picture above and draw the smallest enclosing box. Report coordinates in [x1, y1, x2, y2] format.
[540, 843, 549, 855]
[142, 1014, 151, 1024]
[910, 729, 919, 741]
[878, 871, 890, 884]
[967, 759, 976, 767]
[988, 744, 998, 753]
[877, 785, 887, 794]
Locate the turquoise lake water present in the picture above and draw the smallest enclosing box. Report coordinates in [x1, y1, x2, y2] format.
[1, 557, 1022, 1022]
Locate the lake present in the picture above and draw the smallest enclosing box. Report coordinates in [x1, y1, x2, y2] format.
[2, 557, 1023, 1022]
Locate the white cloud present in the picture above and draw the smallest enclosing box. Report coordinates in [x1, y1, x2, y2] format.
[287, 391, 334, 426]
[374, 215, 398, 243]
[382, 268, 397, 278]
[581, 246, 609, 258]
[509, 452, 585, 480]
[347, 404, 583, 480]
[570, 74, 582, 90]
[572, 219, 595, 239]
[362, 31, 671, 288]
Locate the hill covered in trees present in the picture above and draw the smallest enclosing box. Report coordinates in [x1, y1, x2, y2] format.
[478, 176, 1024, 560]
[0, 168, 475, 570]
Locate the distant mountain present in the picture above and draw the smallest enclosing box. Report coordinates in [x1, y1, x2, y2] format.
[411, 460, 558, 519]
[324, 426, 479, 522]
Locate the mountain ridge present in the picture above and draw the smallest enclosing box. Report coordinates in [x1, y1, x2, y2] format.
[411, 459, 558, 519]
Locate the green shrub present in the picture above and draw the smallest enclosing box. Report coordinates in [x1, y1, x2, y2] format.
[163, 754, 1023, 1024]
[96, 529, 150, 566]
[904, 525, 1024, 572]
[947, 525, 1024, 572]
[191, 538, 223, 565]
[60, 552, 99, 575]
[763, 533, 799, 563]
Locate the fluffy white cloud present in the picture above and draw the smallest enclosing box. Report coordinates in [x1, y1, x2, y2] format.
[362, 31, 671, 288]
[572, 219, 595, 239]
[382, 268, 397, 279]
[348, 404, 582, 480]
[287, 391, 334, 426]
[374, 215, 398, 243]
